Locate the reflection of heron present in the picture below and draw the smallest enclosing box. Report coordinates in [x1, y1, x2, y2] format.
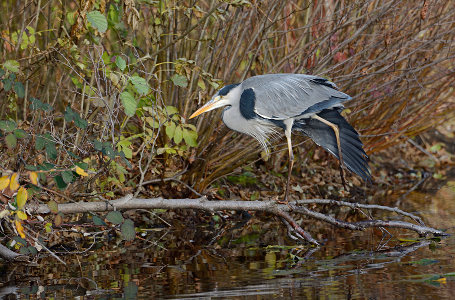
[190, 74, 370, 201]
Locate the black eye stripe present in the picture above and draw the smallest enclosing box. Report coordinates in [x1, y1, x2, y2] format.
[218, 83, 240, 96]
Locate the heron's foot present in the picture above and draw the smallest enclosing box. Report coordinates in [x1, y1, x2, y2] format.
[339, 165, 348, 190]
[277, 195, 293, 210]
[277, 199, 288, 205]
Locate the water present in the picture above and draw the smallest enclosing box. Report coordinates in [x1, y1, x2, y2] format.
[1, 180, 454, 299]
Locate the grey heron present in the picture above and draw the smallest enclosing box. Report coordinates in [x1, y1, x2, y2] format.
[189, 74, 370, 201]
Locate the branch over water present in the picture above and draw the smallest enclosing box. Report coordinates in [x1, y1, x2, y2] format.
[29, 195, 447, 245]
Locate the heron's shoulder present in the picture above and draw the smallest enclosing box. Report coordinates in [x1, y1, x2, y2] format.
[241, 73, 335, 89]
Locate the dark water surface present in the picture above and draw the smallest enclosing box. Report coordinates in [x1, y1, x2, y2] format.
[1, 180, 454, 299]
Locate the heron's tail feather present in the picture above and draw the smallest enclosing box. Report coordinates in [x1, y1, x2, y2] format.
[295, 109, 371, 182]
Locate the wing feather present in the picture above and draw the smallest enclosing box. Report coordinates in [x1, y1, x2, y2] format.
[240, 74, 351, 120]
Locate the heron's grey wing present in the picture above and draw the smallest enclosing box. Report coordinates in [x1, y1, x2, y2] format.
[241, 74, 351, 120]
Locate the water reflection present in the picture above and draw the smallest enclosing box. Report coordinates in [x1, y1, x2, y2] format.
[1, 179, 455, 299]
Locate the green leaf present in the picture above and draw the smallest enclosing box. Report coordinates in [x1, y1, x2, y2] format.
[38, 171, 45, 184]
[121, 219, 135, 241]
[67, 150, 81, 160]
[0, 120, 17, 132]
[93, 139, 103, 151]
[64, 106, 76, 122]
[44, 222, 52, 233]
[170, 74, 188, 87]
[227, 172, 257, 186]
[184, 124, 197, 131]
[61, 171, 74, 184]
[25, 164, 37, 171]
[102, 51, 110, 65]
[14, 129, 28, 138]
[174, 125, 183, 144]
[45, 143, 57, 160]
[87, 10, 108, 33]
[66, 11, 76, 25]
[433, 173, 443, 179]
[74, 115, 88, 129]
[76, 162, 89, 170]
[38, 162, 55, 171]
[129, 76, 150, 96]
[165, 106, 179, 115]
[102, 143, 116, 159]
[92, 215, 106, 226]
[0, 68, 5, 79]
[30, 97, 53, 111]
[115, 56, 126, 71]
[35, 135, 46, 150]
[430, 143, 443, 153]
[107, 4, 121, 24]
[120, 91, 137, 116]
[71, 75, 83, 89]
[13, 81, 25, 98]
[27, 246, 38, 255]
[145, 117, 160, 128]
[182, 128, 198, 147]
[19, 247, 31, 255]
[106, 211, 124, 225]
[47, 200, 59, 213]
[2, 76, 13, 91]
[197, 78, 206, 90]
[64, 106, 87, 128]
[5, 133, 17, 149]
[121, 147, 132, 159]
[117, 138, 133, 159]
[110, 73, 119, 87]
[165, 121, 176, 139]
[53, 175, 67, 190]
[12, 236, 27, 245]
[3, 60, 20, 73]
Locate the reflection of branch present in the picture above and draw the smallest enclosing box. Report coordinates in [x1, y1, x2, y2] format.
[0, 285, 19, 298]
[329, 241, 432, 267]
[28, 195, 447, 245]
[293, 241, 431, 271]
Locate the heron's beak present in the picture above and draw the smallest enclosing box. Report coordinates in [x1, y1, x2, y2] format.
[189, 96, 226, 119]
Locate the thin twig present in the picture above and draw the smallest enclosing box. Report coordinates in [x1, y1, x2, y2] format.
[353, 220, 444, 236]
[293, 199, 425, 225]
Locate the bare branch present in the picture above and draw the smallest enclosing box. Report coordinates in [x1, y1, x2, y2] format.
[28, 196, 447, 244]
[0, 243, 24, 261]
[293, 199, 424, 225]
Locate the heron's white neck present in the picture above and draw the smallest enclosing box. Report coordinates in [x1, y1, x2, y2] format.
[221, 84, 279, 153]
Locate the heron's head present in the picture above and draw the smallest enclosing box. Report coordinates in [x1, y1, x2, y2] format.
[189, 83, 240, 119]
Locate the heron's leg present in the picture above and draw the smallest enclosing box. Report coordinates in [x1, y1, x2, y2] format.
[284, 134, 294, 203]
[312, 115, 347, 187]
[283, 119, 294, 203]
